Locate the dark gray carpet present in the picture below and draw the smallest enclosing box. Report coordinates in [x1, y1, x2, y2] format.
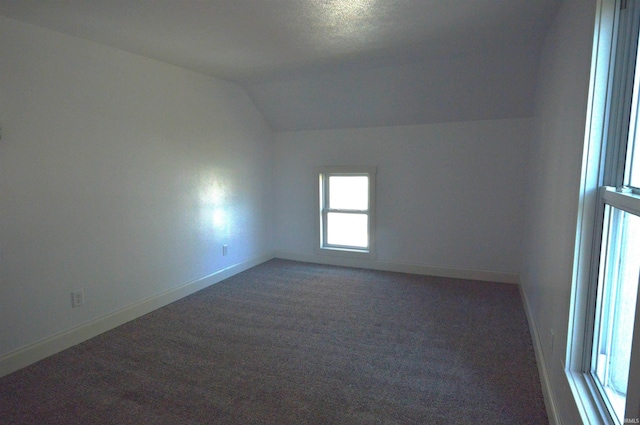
[0, 259, 548, 424]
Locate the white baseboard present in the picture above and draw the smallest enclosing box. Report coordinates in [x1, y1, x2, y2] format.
[0, 251, 518, 379]
[0, 252, 275, 379]
[274, 250, 520, 284]
[519, 285, 562, 425]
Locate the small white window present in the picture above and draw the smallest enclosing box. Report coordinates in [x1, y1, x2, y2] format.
[315, 166, 376, 258]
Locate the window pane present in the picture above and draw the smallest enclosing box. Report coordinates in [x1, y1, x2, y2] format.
[328, 176, 368, 210]
[626, 27, 640, 189]
[592, 206, 640, 424]
[624, 24, 640, 188]
[326, 212, 368, 248]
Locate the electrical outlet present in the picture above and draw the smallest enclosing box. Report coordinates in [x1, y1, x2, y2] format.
[222, 244, 228, 256]
[71, 289, 84, 308]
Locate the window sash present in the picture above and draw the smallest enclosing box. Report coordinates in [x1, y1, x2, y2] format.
[327, 175, 369, 210]
[588, 189, 640, 424]
[323, 211, 369, 249]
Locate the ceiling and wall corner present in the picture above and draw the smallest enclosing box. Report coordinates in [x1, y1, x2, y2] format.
[0, 0, 564, 132]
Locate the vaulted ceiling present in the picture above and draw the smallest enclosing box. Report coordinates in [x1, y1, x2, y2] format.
[0, 1, 563, 131]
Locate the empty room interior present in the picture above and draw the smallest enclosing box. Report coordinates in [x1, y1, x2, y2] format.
[1, 0, 639, 424]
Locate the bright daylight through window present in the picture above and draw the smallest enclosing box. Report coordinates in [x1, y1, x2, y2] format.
[316, 167, 376, 257]
[571, 1, 640, 424]
[593, 203, 640, 422]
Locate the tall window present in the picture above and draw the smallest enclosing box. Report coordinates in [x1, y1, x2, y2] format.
[315, 166, 376, 257]
[571, 1, 640, 424]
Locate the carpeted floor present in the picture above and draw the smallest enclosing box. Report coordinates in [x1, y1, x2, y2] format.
[0, 259, 548, 424]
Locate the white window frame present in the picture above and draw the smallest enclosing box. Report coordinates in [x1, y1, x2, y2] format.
[568, 1, 640, 424]
[314, 166, 376, 259]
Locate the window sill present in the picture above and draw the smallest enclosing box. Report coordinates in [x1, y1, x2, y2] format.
[566, 369, 613, 425]
[314, 245, 376, 260]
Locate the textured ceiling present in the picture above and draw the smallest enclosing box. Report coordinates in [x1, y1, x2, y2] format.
[0, 0, 563, 130]
[0, 0, 562, 83]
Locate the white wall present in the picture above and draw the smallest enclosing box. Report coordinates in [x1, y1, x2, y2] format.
[0, 17, 274, 365]
[274, 119, 531, 281]
[246, 46, 540, 132]
[520, 0, 597, 423]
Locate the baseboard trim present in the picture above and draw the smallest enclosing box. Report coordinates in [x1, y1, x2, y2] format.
[519, 285, 562, 425]
[274, 250, 519, 284]
[0, 252, 274, 379]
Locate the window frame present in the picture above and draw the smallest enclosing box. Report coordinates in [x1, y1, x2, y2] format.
[314, 166, 377, 259]
[568, 1, 640, 424]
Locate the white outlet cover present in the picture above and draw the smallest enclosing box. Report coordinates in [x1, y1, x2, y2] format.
[71, 290, 84, 308]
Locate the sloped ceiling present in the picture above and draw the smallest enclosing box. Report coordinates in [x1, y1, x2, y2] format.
[0, 0, 563, 131]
